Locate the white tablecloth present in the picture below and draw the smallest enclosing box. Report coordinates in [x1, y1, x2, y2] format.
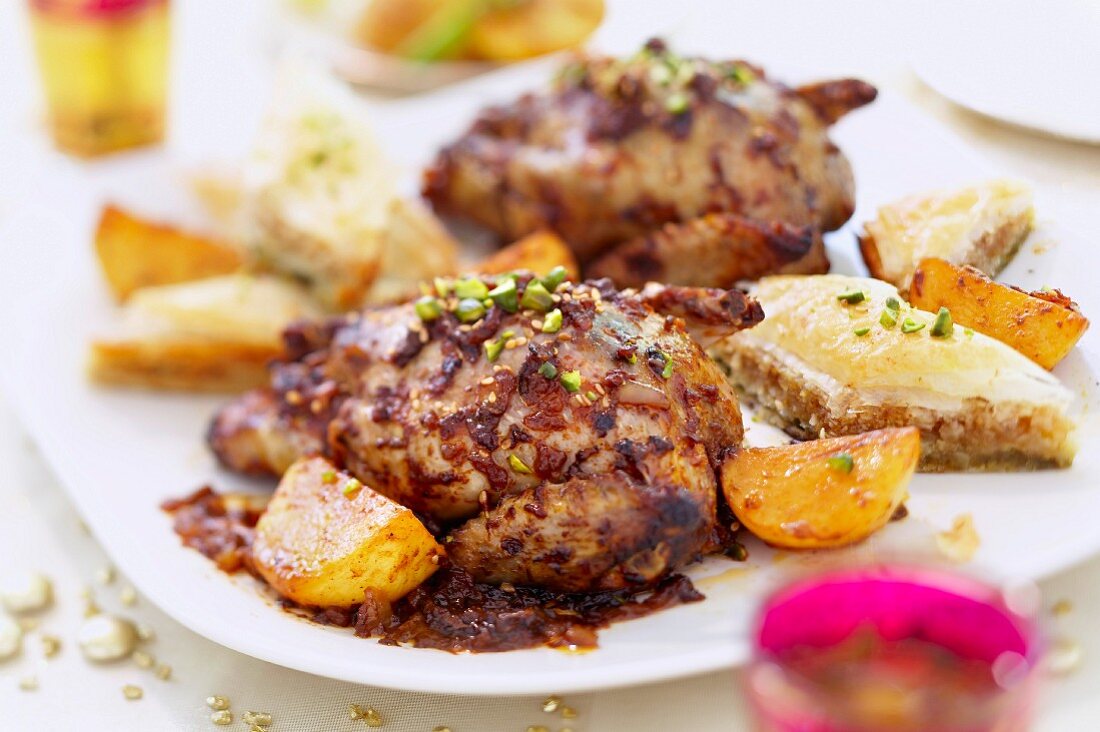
[2, 1, 1100, 729]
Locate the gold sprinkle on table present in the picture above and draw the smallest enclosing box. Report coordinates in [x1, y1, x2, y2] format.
[41, 634, 61, 658]
[349, 704, 384, 727]
[541, 696, 561, 713]
[1048, 637, 1083, 676]
[526, 726, 549, 732]
[133, 650, 155, 668]
[122, 684, 143, 700]
[96, 566, 116, 585]
[210, 710, 233, 726]
[136, 623, 155, 642]
[120, 585, 138, 606]
[242, 711, 273, 727]
[561, 705, 578, 719]
[18, 676, 38, 692]
[155, 663, 172, 681]
[432, 727, 452, 732]
[206, 695, 230, 711]
[1052, 599, 1074, 616]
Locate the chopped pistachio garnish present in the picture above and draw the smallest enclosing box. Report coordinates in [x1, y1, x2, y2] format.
[884, 296, 901, 312]
[242, 711, 273, 726]
[210, 710, 233, 726]
[342, 478, 363, 498]
[827, 453, 854, 473]
[321, 470, 337, 484]
[879, 309, 898, 328]
[661, 357, 674, 379]
[901, 317, 925, 334]
[484, 338, 504, 363]
[433, 277, 453, 297]
[414, 296, 443, 322]
[930, 306, 954, 338]
[560, 370, 582, 393]
[836, 289, 866, 304]
[122, 684, 143, 700]
[206, 695, 230, 711]
[520, 281, 554, 312]
[665, 92, 689, 114]
[454, 277, 489, 300]
[585, 391, 598, 401]
[853, 326, 871, 336]
[728, 64, 755, 84]
[542, 308, 563, 333]
[541, 266, 569, 292]
[627, 353, 638, 365]
[488, 278, 519, 313]
[538, 362, 558, 379]
[454, 298, 486, 323]
[508, 454, 533, 474]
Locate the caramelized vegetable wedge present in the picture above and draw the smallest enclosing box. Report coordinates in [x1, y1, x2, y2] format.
[466, 0, 605, 62]
[720, 427, 920, 549]
[95, 205, 242, 301]
[476, 229, 580, 280]
[252, 457, 444, 607]
[910, 258, 1089, 369]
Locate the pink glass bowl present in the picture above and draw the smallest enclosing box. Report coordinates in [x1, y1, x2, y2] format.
[747, 565, 1041, 732]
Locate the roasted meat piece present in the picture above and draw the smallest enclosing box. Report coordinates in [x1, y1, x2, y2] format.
[209, 275, 763, 591]
[423, 39, 875, 287]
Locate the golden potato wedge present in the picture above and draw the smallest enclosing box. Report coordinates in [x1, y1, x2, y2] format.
[88, 274, 321, 392]
[252, 457, 443, 607]
[909, 258, 1089, 370]
[721, 427, 920, 549]
[475, 230, 580, 280]
[467, 0, 605, 62]
[95, 205, 242, 301]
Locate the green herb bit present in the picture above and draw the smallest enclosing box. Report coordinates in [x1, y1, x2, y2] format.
[487, 278, 519, 313]
[454, 298, 486, 323]
[542, 308, 563, 333]
[454, 277, 489, 300]
[541, 266, 569, 292]
[507, 454, 533, 475]
[415, 296, 443, 322]
[560, 370, 582, 393]
[930, 307, 954, 338]
[826, 453, 854, 473]
[901, 317, 925, 334]
[665, 92, 690, 114]
[433, 276, 453, 297]
[538, 361, 558, 379]
[880, 309, 898, 329]
[727, 64, 755, 84]
[520, 280, 554, 312]
[342, 478, 363, 497]
[484, 338, 504, 363]
[885, 296, 902, 312]
[837, 289, 866, 305]
[854, 326, 871, 337]
[501, 329, 515, 339]
[585, 391, 598, 402]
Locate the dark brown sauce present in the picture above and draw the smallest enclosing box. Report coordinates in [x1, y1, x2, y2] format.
[162, 487, 705, 653]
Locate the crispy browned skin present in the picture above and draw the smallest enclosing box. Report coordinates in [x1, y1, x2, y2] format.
[588, 214, 830, 288]
[423, 39, 874, 283]
[208, 276, 761, 591]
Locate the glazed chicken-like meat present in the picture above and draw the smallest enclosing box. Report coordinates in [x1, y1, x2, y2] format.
[209, 275, 762, 592]
[423, 39, 876, 288]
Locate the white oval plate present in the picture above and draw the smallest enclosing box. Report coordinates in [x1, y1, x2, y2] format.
[1, 69, 1098, 695]
[910, 2, 1100, 144]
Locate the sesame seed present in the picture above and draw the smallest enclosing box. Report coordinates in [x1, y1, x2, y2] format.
[557, 333, 572, 341]
[514, 337, 528, 347]
[206, 695, 230, 711]
[594, 384, 606, 395]
[210, 710, 233, 725]
[542, 696, 561, 713]
[532, 320, 543, 330]
[480, 377, 495, 386]
[488, 392, 497, 403]
[122, 684, 143, 700]
[505, 338, 519, 349]
[242, 711, 273, 726]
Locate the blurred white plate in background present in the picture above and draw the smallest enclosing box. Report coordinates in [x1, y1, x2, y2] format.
[910, 1, 1100, 144]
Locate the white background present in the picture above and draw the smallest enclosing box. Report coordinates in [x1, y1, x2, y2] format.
[1, 0, 1099, 729]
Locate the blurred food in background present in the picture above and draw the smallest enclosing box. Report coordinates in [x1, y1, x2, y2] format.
[277, 0, 604, 91]
[355, 0, 604, 62]
[29, 0, 170, 156]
